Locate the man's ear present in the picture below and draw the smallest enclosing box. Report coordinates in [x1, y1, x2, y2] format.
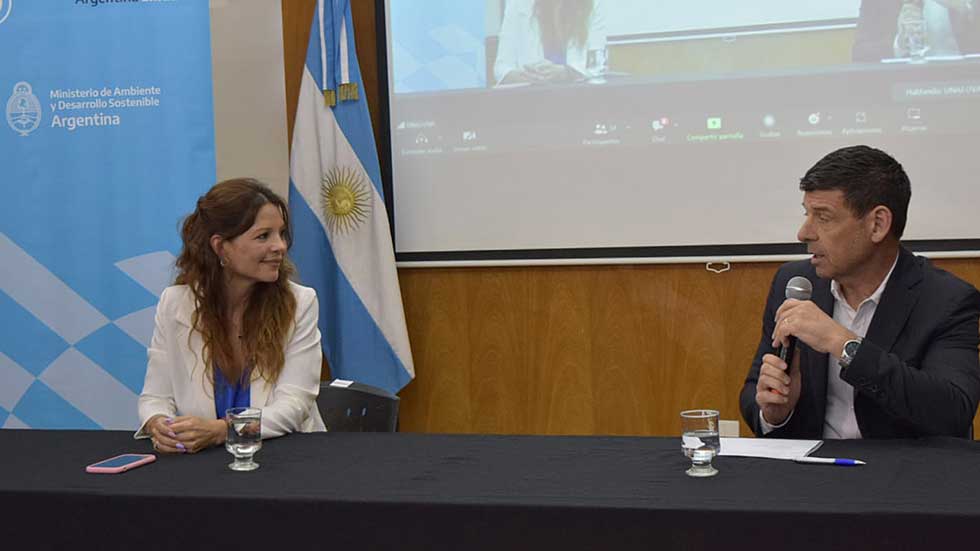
[868, 206, 893, 243]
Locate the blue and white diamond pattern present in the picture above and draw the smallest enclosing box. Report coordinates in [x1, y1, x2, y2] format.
[0, 232, 174, 430]
[391, 0, 486, 93]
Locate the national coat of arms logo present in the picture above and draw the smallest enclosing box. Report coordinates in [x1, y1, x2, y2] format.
[6, 81, 42, 136]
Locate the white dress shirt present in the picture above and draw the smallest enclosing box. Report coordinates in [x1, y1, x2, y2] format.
[493, 0, 608, 84]
[822, 256, 898, 438]
[761, 255, 899, 437]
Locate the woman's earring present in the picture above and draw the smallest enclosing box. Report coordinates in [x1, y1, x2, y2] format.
[220, 257, 227, 267]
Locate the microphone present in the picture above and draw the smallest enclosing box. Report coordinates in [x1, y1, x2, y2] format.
[779, 276, 813, 366]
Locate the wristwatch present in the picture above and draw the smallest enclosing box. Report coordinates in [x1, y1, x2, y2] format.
[839, 338, 863, 369]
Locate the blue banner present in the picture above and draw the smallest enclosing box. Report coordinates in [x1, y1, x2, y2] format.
[0, 0, 215, 429]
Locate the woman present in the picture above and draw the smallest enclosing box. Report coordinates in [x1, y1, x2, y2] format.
[494, 0, 608, 85]
[135, 179, 325, 453]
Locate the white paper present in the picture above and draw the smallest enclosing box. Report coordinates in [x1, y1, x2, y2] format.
[719, 437, 823, 461]
[682, 435, 705, 448]
[329, 379, 354, 388]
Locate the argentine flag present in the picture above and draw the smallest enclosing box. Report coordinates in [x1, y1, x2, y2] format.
[289, 0, 414, 394]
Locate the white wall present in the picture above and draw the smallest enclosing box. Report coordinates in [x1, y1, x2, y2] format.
[210, 0, 290, 198]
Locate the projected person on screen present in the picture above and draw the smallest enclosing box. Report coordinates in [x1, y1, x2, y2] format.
[853, 0, 980, 61]
[740, 146, 980, 439]
[493, 0, 608, 85]
[135, 179, 325, 453]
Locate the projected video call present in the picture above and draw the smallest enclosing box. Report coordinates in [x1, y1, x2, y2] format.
[386, 0, 980, 255]
[390, 0, 980, 93]
[388, 0, 980, 156]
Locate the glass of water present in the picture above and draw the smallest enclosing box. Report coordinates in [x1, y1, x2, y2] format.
[225, 407, 262, 471]
[901, 18, 928, 63]
[586, 47, 608, 83]
[680, 409, 720, 477]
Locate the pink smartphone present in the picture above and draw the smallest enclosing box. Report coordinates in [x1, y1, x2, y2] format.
[85, 453, 156, 474]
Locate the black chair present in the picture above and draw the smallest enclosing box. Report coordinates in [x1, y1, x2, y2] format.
[316, 380, 399, 432]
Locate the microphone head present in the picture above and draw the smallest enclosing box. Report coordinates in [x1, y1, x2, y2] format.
[785, 276, 813, 301]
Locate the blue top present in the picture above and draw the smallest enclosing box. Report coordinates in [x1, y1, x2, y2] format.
[213, 365, 250, 419]
[543, 43, 567, 66]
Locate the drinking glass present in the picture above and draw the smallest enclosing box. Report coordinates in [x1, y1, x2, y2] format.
[225, 407, 262, 471]
[902, 18, 928, 63]
[680, 409, 720, 477]
[586, 47, 608, 83]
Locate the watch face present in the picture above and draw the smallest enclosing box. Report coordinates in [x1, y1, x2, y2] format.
[844, 340, 861, 357]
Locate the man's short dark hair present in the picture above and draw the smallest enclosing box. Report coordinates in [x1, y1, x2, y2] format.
[799, 145, 911, 238]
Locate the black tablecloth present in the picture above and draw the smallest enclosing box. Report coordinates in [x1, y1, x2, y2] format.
[1, 430, 978, 550]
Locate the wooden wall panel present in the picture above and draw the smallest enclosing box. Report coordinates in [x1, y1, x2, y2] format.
[281, 1, 980, 438]
[282, 0, 314, 148]
[395, 263, 776, 436]
[282, 0, 381, 148]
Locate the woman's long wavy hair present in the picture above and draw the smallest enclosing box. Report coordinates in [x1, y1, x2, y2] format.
[534, 0, 594, 53]
[175, 178, 297, 387]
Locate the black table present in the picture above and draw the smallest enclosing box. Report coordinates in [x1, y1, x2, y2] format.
[1, 430, 978, 550]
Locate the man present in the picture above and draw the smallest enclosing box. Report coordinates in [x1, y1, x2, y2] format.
[740, 145, 980, 439]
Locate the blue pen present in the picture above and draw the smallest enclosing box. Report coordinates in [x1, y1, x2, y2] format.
[793, 457, 866, 466]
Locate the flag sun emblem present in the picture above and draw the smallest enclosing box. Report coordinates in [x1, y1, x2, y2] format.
[320, 166, 371, 233]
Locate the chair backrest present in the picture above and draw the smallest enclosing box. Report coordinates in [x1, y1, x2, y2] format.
[317, 380, 399, 432]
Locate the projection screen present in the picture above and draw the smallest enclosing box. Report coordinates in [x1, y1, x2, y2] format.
[382, 0, 980, 265]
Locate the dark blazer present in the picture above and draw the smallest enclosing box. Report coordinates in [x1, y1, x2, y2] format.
[740, 247, 980, 438]
[853, 0, 980, 62]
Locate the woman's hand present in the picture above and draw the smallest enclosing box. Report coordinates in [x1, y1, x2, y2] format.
[168, 416, 228, 454]
[498, 69, 532, 85]
[499, 62, 582, 86]
[524, 60, 580, 83]
[145, 414, 185, 454]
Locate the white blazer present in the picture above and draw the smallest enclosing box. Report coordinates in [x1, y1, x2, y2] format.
[493, 0, 608, 85]
[135, 281, 326, 440]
